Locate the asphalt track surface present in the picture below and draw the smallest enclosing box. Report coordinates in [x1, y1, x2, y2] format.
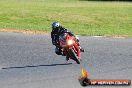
[0, 32, 132, 88]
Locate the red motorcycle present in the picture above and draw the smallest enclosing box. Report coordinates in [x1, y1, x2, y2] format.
[59, 33, 81, 64]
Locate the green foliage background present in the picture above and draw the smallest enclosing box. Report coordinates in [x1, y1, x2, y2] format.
[0, 0, 132, 36]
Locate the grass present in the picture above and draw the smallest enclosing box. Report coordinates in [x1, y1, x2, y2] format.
[0, 0, 132, 36]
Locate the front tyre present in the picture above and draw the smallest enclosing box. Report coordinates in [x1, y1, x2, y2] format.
[70, 49, 80, 64]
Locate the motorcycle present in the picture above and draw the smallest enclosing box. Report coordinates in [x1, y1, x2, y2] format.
[59, 33, 81, 64]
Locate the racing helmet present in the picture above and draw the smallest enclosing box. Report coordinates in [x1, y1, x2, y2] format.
[52, 22, 60, 29]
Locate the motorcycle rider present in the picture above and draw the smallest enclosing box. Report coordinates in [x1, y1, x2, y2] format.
[51, 21, 84, 61]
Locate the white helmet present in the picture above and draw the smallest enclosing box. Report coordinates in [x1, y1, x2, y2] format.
[52, 22, 60, 29]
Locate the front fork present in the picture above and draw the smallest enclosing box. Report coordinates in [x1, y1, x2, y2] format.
[64, 44, 80, 60]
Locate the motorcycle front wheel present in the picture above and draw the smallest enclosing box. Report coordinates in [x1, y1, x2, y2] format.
[70, 49, 80, 64]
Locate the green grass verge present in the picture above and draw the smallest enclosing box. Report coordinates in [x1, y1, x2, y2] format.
[0, 0, 132, 36]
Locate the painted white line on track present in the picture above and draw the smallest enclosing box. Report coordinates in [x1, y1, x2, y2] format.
[92, 36, 104, 38]
[92, 36, 126, 38]
[77, 35, 126, 39]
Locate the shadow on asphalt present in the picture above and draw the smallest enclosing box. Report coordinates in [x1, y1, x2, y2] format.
[2, 63, 72, 69]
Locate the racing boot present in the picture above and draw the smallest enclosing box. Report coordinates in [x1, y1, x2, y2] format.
[55, 46, 63, 55]
[79, 46, 85, 52]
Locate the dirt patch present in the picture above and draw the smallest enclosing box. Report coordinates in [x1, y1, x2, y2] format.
[0, 29, 49, 35]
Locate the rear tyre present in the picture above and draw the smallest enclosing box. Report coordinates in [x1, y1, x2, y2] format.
[70, 49, 80, 64]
